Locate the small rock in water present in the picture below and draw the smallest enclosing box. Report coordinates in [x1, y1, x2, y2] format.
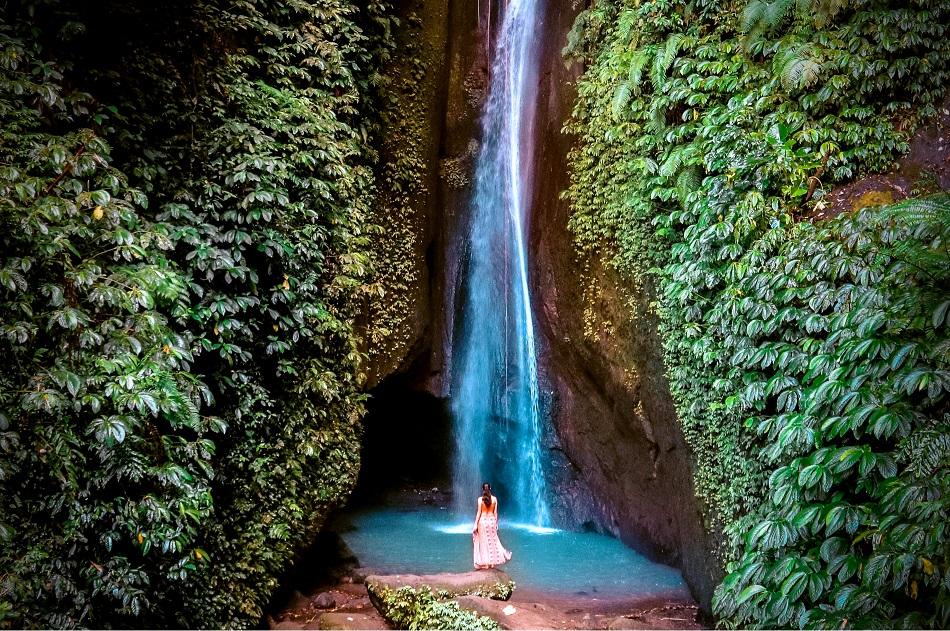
[314, 592, 336, 609]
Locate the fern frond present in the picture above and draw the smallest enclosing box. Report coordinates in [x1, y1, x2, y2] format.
[742, 0, 795, 32]
[813, 0, 850, 28]
[646, 100, 666, 136]
[743, 0, 851, 33]
[563, 9, 590, 61]
[676, 167, 701, 206]
[659, 150, 683, 179]
[764, 0, 795, 29]
[933, 339, 950, 363]
[882, 194, 950, 235]
[890, 240, 947, 275]
[773, 42, 822, 91]
[741, 0, 769, 32]
[900, 422, 950, 476]
[616, 9, 638, 47]
[628, 47, 653, 93]
[613, 46, 655, 117]
[874, 193, 950, 285]
[651, 33, 684, 89]
[612, 81, 633, 117]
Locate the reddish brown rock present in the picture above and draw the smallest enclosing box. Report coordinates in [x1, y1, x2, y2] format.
[455, 595, 560, 630]
[317, 612, 388, 630]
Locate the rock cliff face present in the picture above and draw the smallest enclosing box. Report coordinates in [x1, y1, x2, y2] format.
[358, 0, 451, 389]
[363, 0, 721, 609]
[526, 0, 722, 608]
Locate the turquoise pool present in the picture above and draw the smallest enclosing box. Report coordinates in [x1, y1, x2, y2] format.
[335, 506, 690, 599]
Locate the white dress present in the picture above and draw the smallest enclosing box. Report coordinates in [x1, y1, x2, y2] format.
[473, 496, 512, 568]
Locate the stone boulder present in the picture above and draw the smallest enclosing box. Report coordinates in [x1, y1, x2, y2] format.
[366, 570, 513, 602]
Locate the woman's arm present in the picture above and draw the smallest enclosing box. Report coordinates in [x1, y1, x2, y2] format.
[473, 500, 481, 534]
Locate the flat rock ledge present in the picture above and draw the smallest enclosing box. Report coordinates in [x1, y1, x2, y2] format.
[366, 570, 514, 601]
[454, 595, 553, 630]
[366, 570, 514, 626]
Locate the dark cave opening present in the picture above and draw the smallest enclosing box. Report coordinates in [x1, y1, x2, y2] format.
[349, 376, 455, 506]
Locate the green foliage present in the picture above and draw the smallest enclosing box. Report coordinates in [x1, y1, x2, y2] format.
[565, 0, 950, 627]
[742, 0, 851, 36]
[0, 0, 393, 627]
[361, 1, 438, 380]
[379, 586, 501, 631]
[712, 199, 950, 628]
[0, 27, 216, 627]
[471, 580, 516, 601]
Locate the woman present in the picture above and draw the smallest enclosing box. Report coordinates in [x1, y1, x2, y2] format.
[472, 482, 512, 569]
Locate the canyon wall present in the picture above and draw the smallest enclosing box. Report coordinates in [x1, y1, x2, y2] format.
[526, 0, 722, 607]
[359, 0, 449, 389]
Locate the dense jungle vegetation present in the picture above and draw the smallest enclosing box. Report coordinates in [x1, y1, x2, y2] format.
[565, 0, 950, 628]
[3, 0, 950, 628]
[0, 0, 392, 626]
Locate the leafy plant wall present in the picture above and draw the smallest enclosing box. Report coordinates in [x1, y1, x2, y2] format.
[0, 0, 392, 627]
[564, 0, 949, 627]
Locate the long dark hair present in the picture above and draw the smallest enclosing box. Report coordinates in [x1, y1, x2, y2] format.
[481, 482, 492, 507]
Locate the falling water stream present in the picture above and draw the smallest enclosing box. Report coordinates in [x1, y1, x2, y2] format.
[451, 0, 548, 527]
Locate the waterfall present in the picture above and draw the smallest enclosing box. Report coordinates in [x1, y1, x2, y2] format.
[451, 0, 549, 527]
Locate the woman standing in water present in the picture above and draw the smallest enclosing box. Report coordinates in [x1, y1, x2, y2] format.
[472, 482, 512, 569]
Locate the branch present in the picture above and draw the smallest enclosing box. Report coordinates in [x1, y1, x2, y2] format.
[42, 144, 86, 197]
[803, 151, 830, 205]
